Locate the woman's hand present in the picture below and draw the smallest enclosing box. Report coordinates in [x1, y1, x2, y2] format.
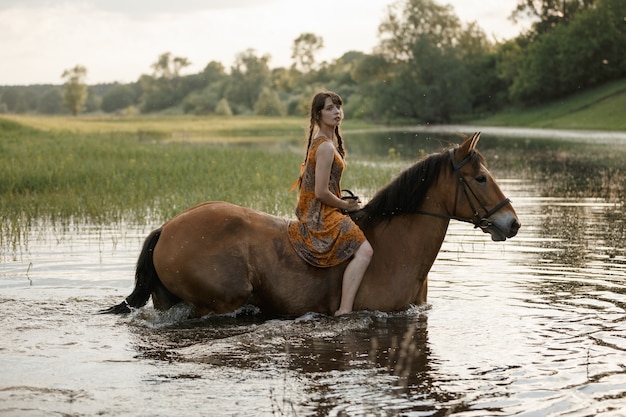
[342, 197, 361, 212]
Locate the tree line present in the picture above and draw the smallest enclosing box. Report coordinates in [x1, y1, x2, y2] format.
[1, 0, 624, 124]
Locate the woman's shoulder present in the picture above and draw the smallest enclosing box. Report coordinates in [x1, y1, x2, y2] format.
[315, 139, 335, 155]
[314, 134, 335, 148]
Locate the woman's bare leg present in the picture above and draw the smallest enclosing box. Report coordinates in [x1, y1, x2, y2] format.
[335, 241, 373, 316]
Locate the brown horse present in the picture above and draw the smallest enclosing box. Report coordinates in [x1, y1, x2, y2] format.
[103, 133, 520, 317]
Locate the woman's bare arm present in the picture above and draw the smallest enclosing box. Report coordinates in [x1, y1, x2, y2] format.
[314, 141, 359, 212]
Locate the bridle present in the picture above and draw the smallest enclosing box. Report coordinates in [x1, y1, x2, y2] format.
[416, 148, 511, 229]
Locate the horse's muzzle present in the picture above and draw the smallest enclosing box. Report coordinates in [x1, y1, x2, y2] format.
[486, 216, 521, 241]
[508, 218, 521, 237]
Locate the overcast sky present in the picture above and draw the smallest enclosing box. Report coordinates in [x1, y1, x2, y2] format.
[0, 0, 529, 85]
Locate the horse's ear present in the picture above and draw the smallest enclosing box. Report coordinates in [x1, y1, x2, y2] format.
[469, 132, 481, 151]
[457, 132, 481, 159]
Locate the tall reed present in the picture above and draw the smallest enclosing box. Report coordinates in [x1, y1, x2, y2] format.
[1, 119, 299, 229]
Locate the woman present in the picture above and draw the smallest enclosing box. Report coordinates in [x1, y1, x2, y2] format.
[288, 91, 373, 316]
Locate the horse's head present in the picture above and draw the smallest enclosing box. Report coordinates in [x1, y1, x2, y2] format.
[448, 133, 521, 241]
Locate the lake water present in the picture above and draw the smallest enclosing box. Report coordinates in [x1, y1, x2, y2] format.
[1, 130, 626, 416]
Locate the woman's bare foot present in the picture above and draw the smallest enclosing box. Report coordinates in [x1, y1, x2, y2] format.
[334, 309, 351, 316]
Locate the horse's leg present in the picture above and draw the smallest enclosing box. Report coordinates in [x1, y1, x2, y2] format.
[151, 277, 181, 311]
[414, 277, 428, 305]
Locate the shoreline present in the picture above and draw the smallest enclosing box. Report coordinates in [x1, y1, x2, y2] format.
[380, 124, 626, 143]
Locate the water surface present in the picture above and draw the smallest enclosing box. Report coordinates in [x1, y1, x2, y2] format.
[1, 131, 625, 416]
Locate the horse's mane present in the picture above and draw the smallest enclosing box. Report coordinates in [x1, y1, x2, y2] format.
[360, 146, 476, 228]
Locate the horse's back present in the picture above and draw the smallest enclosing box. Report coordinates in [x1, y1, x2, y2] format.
[153, 201, 341, 316]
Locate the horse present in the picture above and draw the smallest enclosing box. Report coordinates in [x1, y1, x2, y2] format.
[102, 133, 520, 317]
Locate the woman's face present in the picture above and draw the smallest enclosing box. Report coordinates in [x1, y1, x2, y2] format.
[318, 96, 343, 128]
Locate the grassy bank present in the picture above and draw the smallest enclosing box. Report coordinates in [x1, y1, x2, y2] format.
[473, 78, 626, 131]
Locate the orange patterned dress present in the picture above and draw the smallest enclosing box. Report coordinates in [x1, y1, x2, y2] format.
[288, 137, 366, 267]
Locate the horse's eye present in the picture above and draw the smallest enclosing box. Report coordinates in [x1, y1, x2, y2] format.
[476, 175, 487, 184]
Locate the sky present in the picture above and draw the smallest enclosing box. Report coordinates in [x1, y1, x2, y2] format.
[0, 0, 529, 86]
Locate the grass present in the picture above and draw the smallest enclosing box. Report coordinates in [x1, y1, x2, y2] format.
[473, 78, 626, 131]
[0, 119, 296, 223]
[0, 114, 379, 143]
[0, 114, 306, 143]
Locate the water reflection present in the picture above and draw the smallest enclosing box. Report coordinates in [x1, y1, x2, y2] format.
[536, 200, 624, 269]
[125, 308, 466, 415]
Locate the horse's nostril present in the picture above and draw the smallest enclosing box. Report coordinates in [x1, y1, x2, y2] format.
[511, 219, 521, 234]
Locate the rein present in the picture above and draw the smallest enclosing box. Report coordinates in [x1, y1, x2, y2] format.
[415, 149, 511, 229]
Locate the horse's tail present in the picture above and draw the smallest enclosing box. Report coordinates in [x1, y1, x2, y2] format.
[100, 228, 162, 314]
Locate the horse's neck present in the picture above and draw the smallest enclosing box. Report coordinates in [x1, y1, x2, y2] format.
[367, 213, 449, 278]
[376, 214, 449, 255]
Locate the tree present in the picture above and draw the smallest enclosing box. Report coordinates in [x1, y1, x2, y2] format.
[226, 49, 272, 113]
[456, 22, 505, 112]
[510, 0, 597, 36]
[151, 52, 191, 79]
[0, 88, 21, 113]
[84, 88, 101, 113]
[351, 54, 391, 119]
[20, 90, 39, 113]
[254, 87, 286, 116]
[61, 65, 88, 116]
[508, 0, 626, 103]
[377, 0, 461, 62]
[371, 0, 483, 122]
[101, 84, 137, 113]
[271, 67, 299, 92]
[182, 82, 227, 115]
[140, 52, 192, 112]
[38, 88, 65, 114]
[201, 61, 227, 84]
[214, 98, 233, 116]
[291, 33, 324, 73]
[403, 37, 473, 122]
